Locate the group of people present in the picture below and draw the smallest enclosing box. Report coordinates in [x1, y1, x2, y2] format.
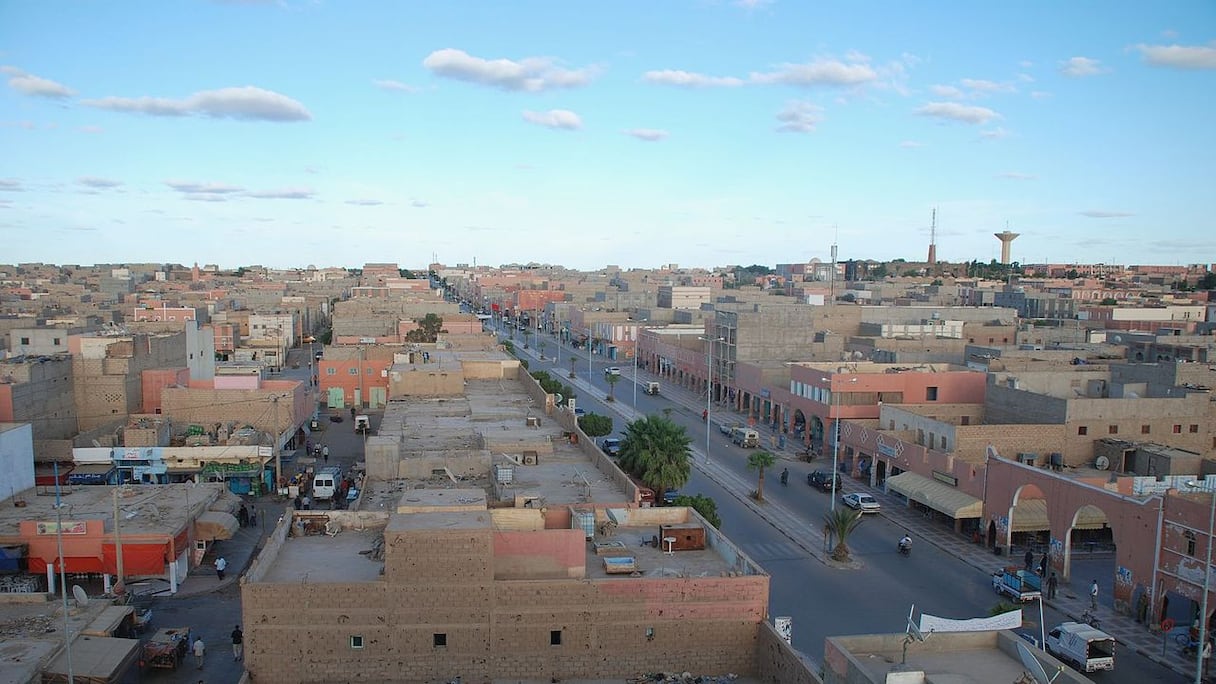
[1022, 548, 1062, 600]
[237, 503, 256, 528]
[189, 625, 244, 671]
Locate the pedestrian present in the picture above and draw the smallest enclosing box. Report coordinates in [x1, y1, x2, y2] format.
[1047, 572, 1058, 600]
[238, 504, 249, 528]
[293, 495, 302, 510]
[250, 506, 258, 527]
[1089, 579, 1099, 609]
[1204, 639, 1213, 676]
[1024, 548, 1034, 571]
[192, 635, 205, 669]
[1038, 553, 1048, 577]
[350, 407, 356, 419]
[231, 625, 244, 661]
[302, 495, 311, 510]
[322, 445, 329, 463]
[215, 556, 228, 582]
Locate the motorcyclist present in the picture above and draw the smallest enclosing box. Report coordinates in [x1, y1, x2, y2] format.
[701, 409, 708, 422]
[780, 468, 789, 486]
[899, 534, 912, 553]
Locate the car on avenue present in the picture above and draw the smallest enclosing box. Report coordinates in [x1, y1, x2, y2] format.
[842, 492, 881, 513]
[606, 367, 622, 376]
[600, 437, 621, 457]
[806, 470, 840, 492]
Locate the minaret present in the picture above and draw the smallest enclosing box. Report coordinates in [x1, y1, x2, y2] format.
[994, 229, 1020, 264]
[926, 208, 937, 269]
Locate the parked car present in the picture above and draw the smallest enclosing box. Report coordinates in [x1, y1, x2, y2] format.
[807, 470, 840, 492]
[662, 489, 680, 505]
[606, 367, 622, 376]
[719, 423, 736, 436]
[574, 407, 586, 417]
[842, 493, 881, 513]
[600, 437, 621, 457]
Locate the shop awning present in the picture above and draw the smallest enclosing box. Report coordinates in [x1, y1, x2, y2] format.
[193, 511, 239, 541]
[42, 635, 140, 684]
[887, 471, 983, 519]
[1011, 499, 1050, 532]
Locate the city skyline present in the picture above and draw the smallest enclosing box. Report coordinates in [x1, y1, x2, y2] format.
[1, 1, 1214, 270]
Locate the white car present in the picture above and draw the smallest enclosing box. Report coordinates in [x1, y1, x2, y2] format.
[842, 493, 881, 513]
[606, 367, 621, 376]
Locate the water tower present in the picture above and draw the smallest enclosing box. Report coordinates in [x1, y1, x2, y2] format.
[994, 230, 1020, 264]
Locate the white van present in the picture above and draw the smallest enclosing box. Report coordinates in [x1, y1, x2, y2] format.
[1045, 622, 1115, 673]
[312, 466, 343, 502]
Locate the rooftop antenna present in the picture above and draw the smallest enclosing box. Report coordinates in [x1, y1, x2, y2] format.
[927, 208, 937, 273]
[830, 224, 838, 302]
[901, 603, 933, 665]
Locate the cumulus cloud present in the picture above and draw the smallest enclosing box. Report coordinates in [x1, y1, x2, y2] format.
[929, 84, 964, 99]
[373, 79, 418, 93]
[914, 102, 1000, 125]
[624, 128, 668, 141]
[1, 66, 75, 99]
[642, 69, 745, 88]
[1059, 56, 1105, 77]
[774, 101, 822, 133]
[245, 187, 315, 199]
[752, 57, 878, 87]
[165, 180, 245, 194]
[522, 109, 582, 130]
[83, 86, 311, 122]
[996, 172, 1036, 180]
[1133, 43, 1216, 70]
[1079, 210, 1134, 218]
[77, 176, 123, 188]
[346, 199, 383, 206]
[423, 48, 596, 92]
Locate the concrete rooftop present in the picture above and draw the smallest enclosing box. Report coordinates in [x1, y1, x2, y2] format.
[0, 482, 229, 539]
[258, 526, 387, 583]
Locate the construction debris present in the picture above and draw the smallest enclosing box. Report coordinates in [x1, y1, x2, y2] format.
[629, 674, 739, 684]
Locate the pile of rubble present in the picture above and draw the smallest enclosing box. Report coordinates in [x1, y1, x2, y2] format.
[0, 612, 56, 639]
[629, 674, 739, 684]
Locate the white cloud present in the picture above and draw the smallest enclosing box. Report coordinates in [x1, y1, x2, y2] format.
[165, 180, 245, 194]
[642, 70, 744, 88]
[1019, 60, 1035, 68]
[980, 126, 1010, 139]
[83, 86, 312, 121]
[960, 78, 1016, 94]
[346, 199, 383, 206]
[522, 109, 582, 131]
[77, 176, 123, 188]
[914, 102, 1000, 125]
[1133, 43, 1216, 70]
[423, 48, 596, 92]
[1059, 56, 1105, 77]
[0, 179, 23, 192]
[624, 128, 668, 141]
[898, 140, 924, 149]
[1, 66, 75, 99]
[996, 172, 1036, 180]
[245, 187, 315, 199]
[752, 56, 878, 87]
[1079, 210, 1134, 218]
[183, 194, 228, 202]
[372, 79, 418, 93]
[929, 84, 964, 99]
[774, 100, 822, 133]
[1030, 91, 1052, 100]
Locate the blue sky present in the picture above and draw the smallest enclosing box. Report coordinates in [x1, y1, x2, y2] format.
[1, 1, 1214, 271]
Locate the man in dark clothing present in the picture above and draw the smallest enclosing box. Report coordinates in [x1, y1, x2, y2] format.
[1039, 553, 1049, 576]
[231, 625, 244, 661]
[1047, 573, 1058, 599]
[1024, 549, 1034, 571]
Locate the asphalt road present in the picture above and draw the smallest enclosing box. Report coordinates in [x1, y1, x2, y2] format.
[507, 324, 1182, 683]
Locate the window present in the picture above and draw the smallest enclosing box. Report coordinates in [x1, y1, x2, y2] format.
[1191, 425, 1200, 434]
[940, 436, 947, 450]
[1141, 425, 1151, 435]
[350, 635, 364, 649]
[348, 368, 359, 375]
[550, 630, 562, 646]
[960, 416, 970, 426]
[1078, 426, 1088, 436]
[19, 337, 29, 345]
[1108, 425, 1118, 435]
[433, 633, 446, 648]
[926, 386, 939, 401]
[1188, 539, 1197, 557]
[326, 367, 336, 375]
[1174, 425, 1183, 434]
[52, 337, 61, 345]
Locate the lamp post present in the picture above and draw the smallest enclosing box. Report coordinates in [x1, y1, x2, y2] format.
[632, 319, 647, 408]
[1187, 480, 1215, 684]
[700, 335, 724, 462]
[829, 376, 859, 512]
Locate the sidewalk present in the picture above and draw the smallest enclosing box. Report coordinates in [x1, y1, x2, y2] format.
[166, 498, 286, 599]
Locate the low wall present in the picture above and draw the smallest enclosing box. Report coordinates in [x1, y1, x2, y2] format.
[753, 620, 823, 684]
[0, 591, 49, 605]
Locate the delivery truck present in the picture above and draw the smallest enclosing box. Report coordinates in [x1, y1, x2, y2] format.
[991, 567, 1042, 602]
[1045, 621, 1115, 672]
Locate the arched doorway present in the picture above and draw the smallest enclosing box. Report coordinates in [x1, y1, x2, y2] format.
[1005, 484, 1049, 561]
[809, 415, 824, 448]
[1063, 503, 1114, 608]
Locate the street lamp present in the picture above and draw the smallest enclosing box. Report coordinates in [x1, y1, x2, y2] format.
[632, 319, 647, 408]
[1186, 480, 1215, 684]
[700, 335, 724, 462]
[829, 376, 859, 512]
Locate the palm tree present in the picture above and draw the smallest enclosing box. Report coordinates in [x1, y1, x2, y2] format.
[746, 450, 777, 501]
[618, 415, 692, 502]
[823, 507, 864, 563]
[605, 372, 620, 402]
[569, 355, 577, 379]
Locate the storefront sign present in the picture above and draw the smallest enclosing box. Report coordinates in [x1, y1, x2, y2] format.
[36, 521, 87, 535]
[932, 471, 958, 486]
[878, 443, 897, 458]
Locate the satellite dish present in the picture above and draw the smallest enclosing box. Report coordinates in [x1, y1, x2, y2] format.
[554, 393, 563, 405]
[1016, 641, 1061, 684]
[986, 445, 1000, 460]
[1094, 456, 1110, 471]
[72, 584, 89, 608]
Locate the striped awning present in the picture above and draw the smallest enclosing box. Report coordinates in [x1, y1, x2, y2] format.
[1011, 499, 1109, 532]
[887, 471, 983, 519]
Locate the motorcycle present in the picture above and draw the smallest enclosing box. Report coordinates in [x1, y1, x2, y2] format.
[898, 539, 912, 556]
[779, 469, 789, 486]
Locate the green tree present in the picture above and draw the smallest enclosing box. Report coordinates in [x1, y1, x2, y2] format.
[503, 340, 515, 355]
[578, 413, 613, 438]
[1100, 298, 1118, 306]
[618, 415, 692, 502]
[568, 355, 577, 379]
[406, 313, 445, 343]
[605, 372, 620, 402]
[747, 450, 777, 501]
[672, 494, 722, 528]
[1198, 271, 1216, 290]
[823, 507, 864, 563]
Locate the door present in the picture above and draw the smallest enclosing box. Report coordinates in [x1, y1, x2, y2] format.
[354, 388, 362, 408]
[370, 387, 387, 409]
[327, 387, 345, 409]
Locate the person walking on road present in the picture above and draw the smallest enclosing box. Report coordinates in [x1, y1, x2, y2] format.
[1089, 579, 1099, 609]
[192, 636, 206, 669]
[1038, 553, 1049, 577]
[215, 556, 228, 582]
[231, 625, 244, 661]
[1047, 572, 1058, 600]
[322, 445, 329, 463]
[1024, 548, 1034, 571]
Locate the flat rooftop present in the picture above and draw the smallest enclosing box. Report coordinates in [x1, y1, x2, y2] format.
[0, 482, 228, 539]
[583, 523, 737, 580]
[258, 526, 387, 583]
[790, 361, 969, 375]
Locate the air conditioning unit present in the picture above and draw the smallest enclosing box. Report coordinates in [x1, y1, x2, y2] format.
[522, 452, 539, 466]
[1016, 452, 1037, 467]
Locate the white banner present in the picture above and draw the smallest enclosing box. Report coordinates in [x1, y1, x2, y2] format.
[920, 609, 1022, 634]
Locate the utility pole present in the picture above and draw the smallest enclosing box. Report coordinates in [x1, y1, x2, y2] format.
[112, 487, 124, 590]
[54, 462, 74, 683]
[272, 395, 282, 496]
